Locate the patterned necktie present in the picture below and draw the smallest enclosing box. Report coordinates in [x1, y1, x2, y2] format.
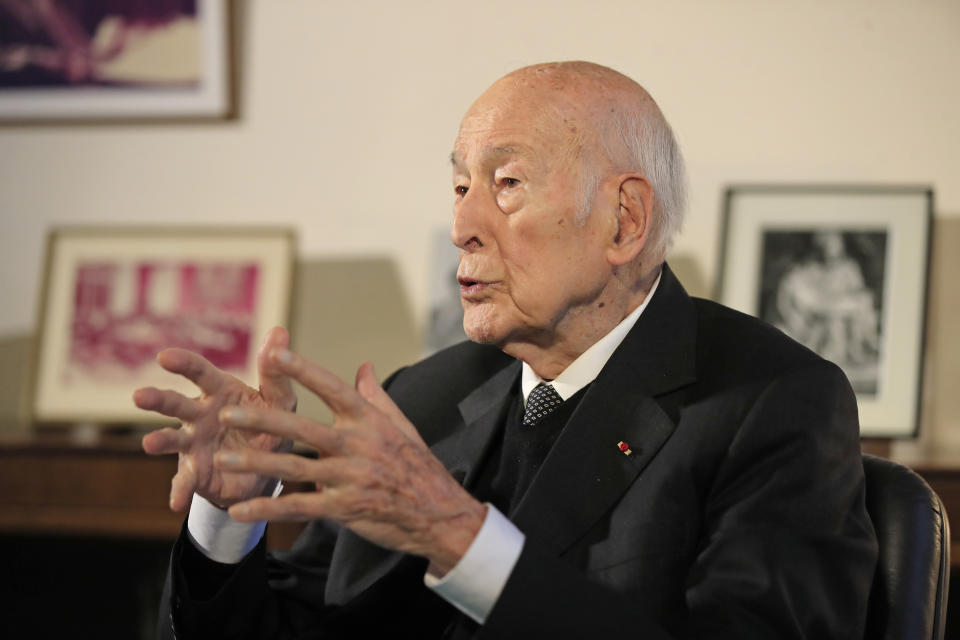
[522, 383, 563, 426]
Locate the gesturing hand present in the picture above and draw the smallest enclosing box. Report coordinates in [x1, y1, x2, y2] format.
[213, 348, 486, 575]
[136, 327, 298, 511]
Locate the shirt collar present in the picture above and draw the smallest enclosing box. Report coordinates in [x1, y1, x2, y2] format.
[521, 271, 662, 405]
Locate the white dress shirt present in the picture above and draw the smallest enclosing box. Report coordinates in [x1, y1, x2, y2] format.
[188, 272, 662, 624]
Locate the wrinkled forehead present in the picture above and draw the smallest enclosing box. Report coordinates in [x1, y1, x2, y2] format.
[452, 83, 588, 169]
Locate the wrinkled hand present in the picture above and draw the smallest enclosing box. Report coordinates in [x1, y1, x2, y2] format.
[136, 327, 298, 511]
[215, 348, 486, 575]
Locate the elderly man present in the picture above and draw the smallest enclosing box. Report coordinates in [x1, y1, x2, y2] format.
[138, 62, 877, 639]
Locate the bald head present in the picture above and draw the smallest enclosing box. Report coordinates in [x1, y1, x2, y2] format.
[465, 61, 687, 261]
[450, 61, 685, 372]
[498, 60, 655, 120]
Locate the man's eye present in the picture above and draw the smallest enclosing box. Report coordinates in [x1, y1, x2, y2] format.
[501, 178, 520, 188]
[454, 185, 469, 196]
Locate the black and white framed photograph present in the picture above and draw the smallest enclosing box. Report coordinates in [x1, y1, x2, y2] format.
[0, 0, 234, 122]
[717, 186, 933, 438]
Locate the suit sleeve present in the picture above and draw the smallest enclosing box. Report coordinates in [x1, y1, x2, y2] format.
[156, 368, 416, 639]
[157, 518, 343, 639]
[479, 360, 878, 639]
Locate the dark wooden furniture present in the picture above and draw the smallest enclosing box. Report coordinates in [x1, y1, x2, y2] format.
[0, 429, 307, 548]
[0, 430, 181, 539]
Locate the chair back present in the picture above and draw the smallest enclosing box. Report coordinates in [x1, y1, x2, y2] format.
[862, 454, 950, 640]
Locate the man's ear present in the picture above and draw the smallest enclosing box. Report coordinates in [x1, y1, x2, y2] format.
[606, 175, 654, 266]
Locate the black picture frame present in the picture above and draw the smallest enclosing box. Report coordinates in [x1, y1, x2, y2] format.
[716, 185, 933, 439]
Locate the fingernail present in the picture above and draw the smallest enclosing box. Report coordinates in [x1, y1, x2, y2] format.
[221, 407, 246, 423]
[272, 348, 292, 364]
[219, 452, 241, 466]
[231, 504, 249, 518]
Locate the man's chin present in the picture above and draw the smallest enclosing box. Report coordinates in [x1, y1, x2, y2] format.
[462, 314, 503, 346]
[463, 326, 499, 345]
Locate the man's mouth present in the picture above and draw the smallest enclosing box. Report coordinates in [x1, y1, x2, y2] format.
[458, 276, 493, 298]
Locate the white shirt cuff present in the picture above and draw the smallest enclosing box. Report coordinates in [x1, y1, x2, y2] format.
[185, 483, 282, 564]
[423, 504, 525, 624]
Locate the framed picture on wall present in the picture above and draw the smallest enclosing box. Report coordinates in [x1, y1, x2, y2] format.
[717, 185, 933, 439]
[0, 0, 235, 123]
[30, 227, 295, 425]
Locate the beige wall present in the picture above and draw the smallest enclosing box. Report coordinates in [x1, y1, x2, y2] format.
[1, 1, 958, 440]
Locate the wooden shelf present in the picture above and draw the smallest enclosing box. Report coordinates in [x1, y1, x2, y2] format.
[0, 429, 306, 548]
[0, 431, 182, 539]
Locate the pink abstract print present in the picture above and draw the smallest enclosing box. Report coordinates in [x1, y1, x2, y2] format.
[68, 261, 258, 382]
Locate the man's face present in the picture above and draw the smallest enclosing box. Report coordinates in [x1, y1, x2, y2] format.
[450, 80, 616, 352]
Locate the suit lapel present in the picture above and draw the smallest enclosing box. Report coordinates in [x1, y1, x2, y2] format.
[436, 361, 521, 489]
[511, 264, 697, 554]
[324, 361, 520, 605]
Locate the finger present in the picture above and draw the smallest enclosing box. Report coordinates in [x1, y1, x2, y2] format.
[133, 387, 201, 422]
[219, 406, 342, 453]
[257, 327, 297, 411]
[215, 449, 356, 486]
[355, 362, 424, 444]
[229, 492, 321, 523]
[169, 458, 198, 511]
[269, 349, 365, 416]
[156, 348, 229, 396]
[142, 427, 193, 455]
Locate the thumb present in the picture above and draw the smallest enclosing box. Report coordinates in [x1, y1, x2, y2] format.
[257, 326, 297, 411]
[355, 362, 425, 445]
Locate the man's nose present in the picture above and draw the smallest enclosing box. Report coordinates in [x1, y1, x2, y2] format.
[450, 189, 487, 251]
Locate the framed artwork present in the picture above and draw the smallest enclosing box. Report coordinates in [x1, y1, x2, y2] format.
[717, 186, 933, 439]
[0, 0, 234, 123]
[30, 227, 295, 425]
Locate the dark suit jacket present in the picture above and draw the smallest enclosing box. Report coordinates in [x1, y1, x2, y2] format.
[161, 264, 877, 639]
